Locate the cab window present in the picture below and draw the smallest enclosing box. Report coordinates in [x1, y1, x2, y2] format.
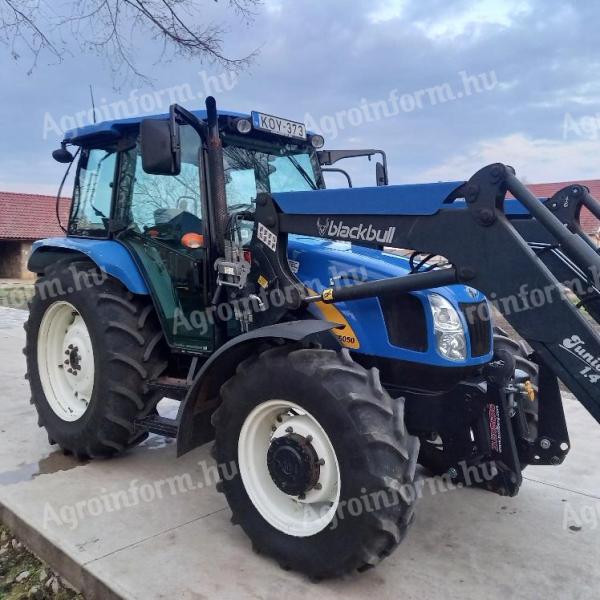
[128, 125, 203, 236]
[69, 148, 117, 237]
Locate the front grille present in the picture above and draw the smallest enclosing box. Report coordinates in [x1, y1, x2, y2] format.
[460, 301, 492, 357]
[380, 294, 428, 352]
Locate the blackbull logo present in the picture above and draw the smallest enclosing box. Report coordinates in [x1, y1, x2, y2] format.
[316, 217, 395, 244]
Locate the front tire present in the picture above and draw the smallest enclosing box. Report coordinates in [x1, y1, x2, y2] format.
[212, 345, 419, 579]
[25, 260, 167, 458]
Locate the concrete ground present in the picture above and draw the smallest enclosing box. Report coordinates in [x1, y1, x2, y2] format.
[0, 306, 599, 599]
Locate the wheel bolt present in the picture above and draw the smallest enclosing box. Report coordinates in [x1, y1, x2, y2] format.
[285, 426, 293, 434]
[540, 438, 551, 450]
[317, 458, 325, 466]
[68, 344, 74, 350]
[447, 467, 458, 479]
[314, 483, 322, 490]
[305, 435, 313, 443]
[64, 359, 69, 365]
[298, 492, 306, 500]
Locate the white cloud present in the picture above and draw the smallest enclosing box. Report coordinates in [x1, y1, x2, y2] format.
[416, 0, 532, 40]
[368, 0, 407, 24]
[413, 133, 600, 183]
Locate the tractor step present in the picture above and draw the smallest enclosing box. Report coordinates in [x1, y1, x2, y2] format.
[146, 376, 190, 401]
[135, 415, 179, 438]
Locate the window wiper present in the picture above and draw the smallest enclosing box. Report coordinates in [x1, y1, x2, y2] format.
[287, 155, 317, 190]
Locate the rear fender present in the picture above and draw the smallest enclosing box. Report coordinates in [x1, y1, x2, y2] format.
[176, 319, 339, 456]
[28, 238, 149, 295]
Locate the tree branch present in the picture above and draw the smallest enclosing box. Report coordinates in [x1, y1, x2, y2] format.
[0, 0, 261, 84]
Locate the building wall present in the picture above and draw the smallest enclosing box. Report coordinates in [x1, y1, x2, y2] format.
[0, 240, 34, 279]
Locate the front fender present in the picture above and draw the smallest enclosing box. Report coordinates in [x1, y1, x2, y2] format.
[176, 319, 339, 456]
[28, 238, 149, 295]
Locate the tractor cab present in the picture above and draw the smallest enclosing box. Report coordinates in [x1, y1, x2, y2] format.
[58, 108, 329, 352]
[55, 105, 390, 354]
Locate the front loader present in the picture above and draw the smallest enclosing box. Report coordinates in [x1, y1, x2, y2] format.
[24, 96, 600, 579]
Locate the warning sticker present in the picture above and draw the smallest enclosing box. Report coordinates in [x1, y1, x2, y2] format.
[257, 275, 269, 289]
[487, 403, 502, 453]
[257, 223, 277, 252]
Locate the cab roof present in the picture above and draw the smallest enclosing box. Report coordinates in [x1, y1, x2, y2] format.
[64, 109, 247, 147]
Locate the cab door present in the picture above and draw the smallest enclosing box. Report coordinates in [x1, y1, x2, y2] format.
[115, 126, 213, 353]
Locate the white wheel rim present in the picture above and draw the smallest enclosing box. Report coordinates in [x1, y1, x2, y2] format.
[238, 400, 341, 537]
[37, 301, 94, 422]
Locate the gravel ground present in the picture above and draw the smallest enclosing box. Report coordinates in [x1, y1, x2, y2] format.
[0, 524, 84, 600]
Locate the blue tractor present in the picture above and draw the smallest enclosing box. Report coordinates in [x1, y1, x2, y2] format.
[25, 97, 600, 578]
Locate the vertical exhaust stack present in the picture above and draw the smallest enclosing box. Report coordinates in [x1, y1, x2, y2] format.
[205, 96, 228, 256]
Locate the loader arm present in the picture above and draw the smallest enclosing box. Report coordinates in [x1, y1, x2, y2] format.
[248, 163, 600, 440]
[507, 184, 600, 323]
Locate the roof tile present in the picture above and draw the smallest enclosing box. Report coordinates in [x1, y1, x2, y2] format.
[0, 192, 71, 240]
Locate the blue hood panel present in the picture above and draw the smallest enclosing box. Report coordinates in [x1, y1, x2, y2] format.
[288, 235, 493, 367]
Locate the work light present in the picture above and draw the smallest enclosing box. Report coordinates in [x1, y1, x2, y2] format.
[236, 118, 252, 134]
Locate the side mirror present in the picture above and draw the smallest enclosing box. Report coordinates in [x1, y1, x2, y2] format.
[140, 118, 181, 176]
[376, 161, 388, 186]
[52, 146, 74, 163]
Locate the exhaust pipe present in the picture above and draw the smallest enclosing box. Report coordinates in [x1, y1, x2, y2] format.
[205, 96, 228, 256]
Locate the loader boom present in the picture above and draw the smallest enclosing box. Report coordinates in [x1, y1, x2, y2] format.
[248, 163, 600, 450]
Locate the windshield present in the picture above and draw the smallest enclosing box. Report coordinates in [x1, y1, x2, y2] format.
[222, 140, 322, 212]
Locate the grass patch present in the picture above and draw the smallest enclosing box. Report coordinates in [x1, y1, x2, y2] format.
[0, 522, 83, 599]
[0, 284, 34, 310]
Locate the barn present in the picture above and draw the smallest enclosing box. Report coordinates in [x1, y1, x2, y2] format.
[0, 192, 70, 280]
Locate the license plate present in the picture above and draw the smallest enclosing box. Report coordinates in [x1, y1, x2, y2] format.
[251, 111, 307, 140]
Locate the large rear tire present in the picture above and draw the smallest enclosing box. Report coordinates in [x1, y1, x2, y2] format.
[24, 260, 167, 458]
[212, 345, 419, 579]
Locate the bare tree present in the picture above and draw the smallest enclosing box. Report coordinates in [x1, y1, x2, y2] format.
[0, 0, 261, 85]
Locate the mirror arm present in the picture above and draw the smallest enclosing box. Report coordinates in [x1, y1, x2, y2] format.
[169, 104, 208, 140]
[318, 148, 389, 186]
[322, 167, 353, 188]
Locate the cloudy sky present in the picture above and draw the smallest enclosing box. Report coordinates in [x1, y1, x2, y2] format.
[1, 0, 599, 194]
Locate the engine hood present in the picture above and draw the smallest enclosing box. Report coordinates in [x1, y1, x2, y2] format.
[286, 235, 492, 367]
[287, 235, 486, 305]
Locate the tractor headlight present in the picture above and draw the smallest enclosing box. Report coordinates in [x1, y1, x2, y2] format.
[429, 293, 466, 362]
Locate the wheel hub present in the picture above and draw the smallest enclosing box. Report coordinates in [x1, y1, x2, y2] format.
[238, 399, 341, 537]
[267, 433, 321, 496]
[65, 345, 82, 372]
